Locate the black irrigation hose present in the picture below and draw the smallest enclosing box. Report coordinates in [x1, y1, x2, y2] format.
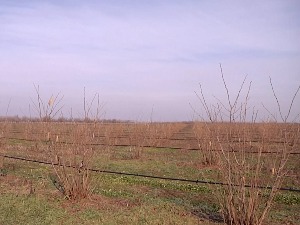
[2, 131, 295, 143]
[2, 136, 300, 155]
[1, 154, 300, 193]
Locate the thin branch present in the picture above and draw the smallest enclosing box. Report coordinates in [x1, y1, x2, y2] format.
[269, 77, 284, 122]
[261, 103, 277, 122]
[189, 102, 205, 121]
[220, 63, 231, 108]
[194, 83, 214, 122]
[285, 85, 300, 122]
[5, 98, 11, 117]
[232, 75, 247, 110]
[87, 93, 97, 119]
[242, 81, 252, 122]
[33, 83, 43, 119]
[213, 95, 230, 113]
[251, 106, 258, 123]
[292, 112, 300, 123]
[96, 93, 101, 121]
[84, 87, 87, 119]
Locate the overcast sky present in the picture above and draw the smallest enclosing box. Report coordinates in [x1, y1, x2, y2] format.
[1, 0, 300, 121]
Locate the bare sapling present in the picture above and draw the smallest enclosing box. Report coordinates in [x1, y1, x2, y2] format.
[49, 89, 103, 200]
[31, 85, 101, 200]
[127, 122, 146, 159]
[50, 124, 95, 200]
[31, 84, 64, 121]
[83, 87, 104, 122]
[194, 64, 300, 225]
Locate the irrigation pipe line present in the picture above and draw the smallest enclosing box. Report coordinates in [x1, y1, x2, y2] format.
[1, 154, 300, 193]
[2, 136, 300, 155]
[2, 131, 295, 143]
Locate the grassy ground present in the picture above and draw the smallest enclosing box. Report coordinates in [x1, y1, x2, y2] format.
[1, 147, 299, 225]
[0, 159, 218, 225]
[0, 122, 299, 224]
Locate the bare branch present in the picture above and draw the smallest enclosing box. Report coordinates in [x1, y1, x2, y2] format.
[232, 75, 247, 110]
[213, 95, 230, 113]
[33, 83, 43, 119]
[285, 85, 300, 122]
[194, 83, 214, 122]
[220, 64, 232, 109]
[5, 98, 11, 117]
[292, 112, 300, 123]
[87, 93, 97, 119]
[269, 77, 284, 122]
[189, 102, 205, 121]
[261, 103, 277, 122]
[242, 81, 252, 122]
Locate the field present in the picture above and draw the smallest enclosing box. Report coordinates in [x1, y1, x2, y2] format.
[0, 121, 300, 225]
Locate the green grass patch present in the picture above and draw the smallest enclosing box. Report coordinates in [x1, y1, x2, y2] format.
[98, 174, 211, 194]
[0, 194, 67, 225]
[274, 193, 300, 205]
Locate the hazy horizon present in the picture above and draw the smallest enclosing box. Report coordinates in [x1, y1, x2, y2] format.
[1, 0, 300, 122]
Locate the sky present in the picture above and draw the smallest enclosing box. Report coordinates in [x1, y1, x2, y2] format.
[0, 0, 300, 122]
